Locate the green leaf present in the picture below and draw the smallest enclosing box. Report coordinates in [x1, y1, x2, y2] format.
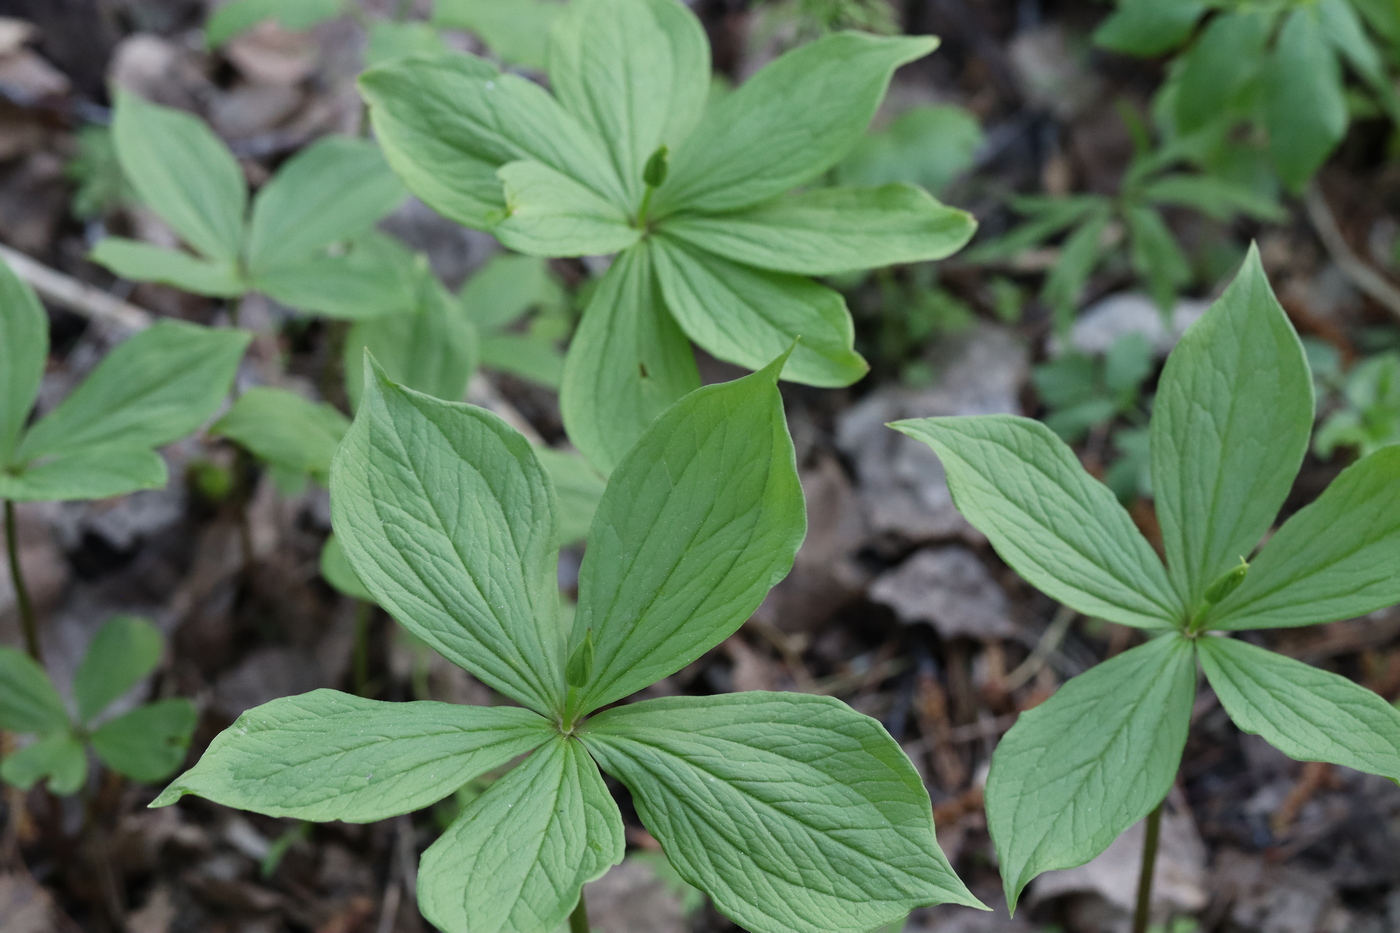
[211, 387, 350, 490]
[1151, 246, 1313, 611]
[1093, 0, 1205, 56]
[460, 253, 556, 333]
[112, 90, 247, 263]
[478, 334, 563, 388]
[91, 698, 196, 783]
[656, 33, 937, 215]
[892, 416, 1180, 627]
[834, 104, 984, 195]
[1263, 8, 1348, 192]
[0, 257, 47, 466]
[430, 0, 559, 69]
[329, 362, 564, 715]
[560, 243, 698, 474]
[533, 447, 606, 547]
[582, 693, 983, 933]
[419, 737, 623, 933]
[0, 448, 166, 502]
[1126, 204, 1191, 312]
[319, 533, 372, 601]
[17, 321, 250, 464]
[245, 135, 405, 274]
[153, 689, 550, 817]
[568, 357, 805, 714]
[494, 161, 642, 257]
[206, 0, 345, 46]
[360, 53, 624, 230]
[1318, 0, 1397, 117]
[549, 0, 710, 206]
[254, 231, 419, 320]
[1174, 11, 1273, 134]
[345, 270, 478, 409]
[0, 646, 68, 734]
[663, 184, 975, 276]
[986, 634, 1196, 910]
[652, 235, 867, 387]
[365, 19, 449, 68]
[73, 616, 163, 724]
[1, 731, 86, 795]
[1204, 447, 1400, 630]
[88, 238, 244, 297]
[1199, 636, 1400, 781]
[963, 195, 1108, 263]
[1139, 174, 1284, 223]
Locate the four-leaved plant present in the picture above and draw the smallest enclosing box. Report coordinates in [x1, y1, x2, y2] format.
[360, 0, 976, 471]
[0, 616, 196, 794]
[894, 245, 1400, 910]
[92, 91, 411, 321]
[152, 353, 983, 933]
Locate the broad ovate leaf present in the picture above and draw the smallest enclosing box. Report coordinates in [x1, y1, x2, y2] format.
[1093, 0, 1204, 56]
[986, 634, 1196, 909]
[459, 253, 557, 333]
[211, 387, 350, 490]
[153, 690, 550, 819]
[74, 615, 164, 724]
[345, 268, 479, 409]
[17, 321, 250, 463]
[560, 243, 698, 474]
[656, 32, 937, 215]
[329, 362, 565, 714]
[1151, 246, 1313, 610]
[1263, 7, 1348, 192]
[548, 0, 710, 205]
[1206, 446, 1400, 630]
[892, 416, 1181, 629]
[569, 356, 805, 715]
[0, 256, 47, 466]
[1173, 10, 1273, 134]
[1200, 636, 1400, 781]
[112, 90, 247, 262]
[0, 647, 68, 734]
[360, 53, 623, 229]
[582, 693, 984, 933]
[419, 737, 623, 933]
[91, 698, 196, 783]
[246, 135, 406, 273]
[1, 731, 86, 795]
[663, 184, 975, 275]
[254, 230, 418, 321]
[651, 234, 867, 388]
[88, 238, 245, 297]
[493, 160, 641, 257]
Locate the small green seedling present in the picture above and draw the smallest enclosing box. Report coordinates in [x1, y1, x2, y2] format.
[154, 354, 982, 933]
[65, 124, 131, 221]
[211, 387, 351, 496]
[92, 91, 411, 321]
[894, 246, 1400, 912]
[1315, 351, 1400, 460]
[0, 616, 196, 794]
[1095, 0, 1398, 191]
[835, 103, 984, 195]
[969, 112, 1281, 324]
[1033, 332, 1154, 443]
[458, 253, 571, 390]
[0, 258, 248, 504]
[361, 0, 975, 470]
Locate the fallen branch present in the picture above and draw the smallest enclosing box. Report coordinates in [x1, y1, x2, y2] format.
[0, 243, 151, 332]
[1303, 183, 1400, 324]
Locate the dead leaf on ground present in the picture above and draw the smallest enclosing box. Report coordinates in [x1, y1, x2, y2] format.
[869, 547, 1015, 641]
[0, 872, 56, 933]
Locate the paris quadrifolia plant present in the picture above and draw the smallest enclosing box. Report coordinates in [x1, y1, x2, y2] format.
[895, 245, 1400, 922]
[0, 257, 246, 661]
[361, 0, 976, 471]
[0, 616, 195, 795]
[152, 351, 984, 933]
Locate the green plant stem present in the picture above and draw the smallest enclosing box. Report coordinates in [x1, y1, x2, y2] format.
[4, 500, 41, 664]
[1132, 800, 1164, 933]
[568, 892, 591, 933]
[352, 600, 372, 697]
[635, 186, 656, 229]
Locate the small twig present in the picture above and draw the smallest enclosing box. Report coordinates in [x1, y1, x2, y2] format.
[1304, 183, 1400, 324]
[1004, 605, 1076, 692]
[0, 243, 151, 332]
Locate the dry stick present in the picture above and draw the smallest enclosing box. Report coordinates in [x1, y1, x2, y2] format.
[0, 244, 151, 332]
[1132, 800, 1164, 933]
[1303, 183, 1400, 324]
[4, 500, 41, 663]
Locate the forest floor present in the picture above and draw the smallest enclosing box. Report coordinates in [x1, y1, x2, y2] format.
[2, 1, 1400, 932]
